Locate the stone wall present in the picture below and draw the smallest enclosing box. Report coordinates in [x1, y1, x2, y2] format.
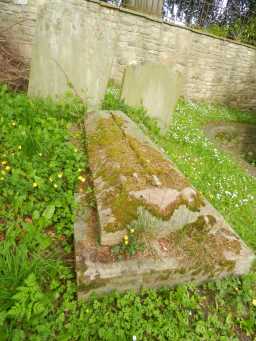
[0, 0, 256, 111]
[0, 0, 44, 60]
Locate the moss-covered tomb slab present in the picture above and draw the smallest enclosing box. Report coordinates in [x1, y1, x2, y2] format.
[74, 110, 255, 298]
[86, 111, 206, 245]
[85, 111, 245, 246]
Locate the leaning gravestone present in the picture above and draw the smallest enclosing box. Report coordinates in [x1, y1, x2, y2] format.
[74, 110, 255, 298]
[121, 63, 183, 131]
[28, 1, 117, 109]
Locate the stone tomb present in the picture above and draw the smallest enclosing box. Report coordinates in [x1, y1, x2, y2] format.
[121, 63, 183, 131]
[75, 111, 254, 298]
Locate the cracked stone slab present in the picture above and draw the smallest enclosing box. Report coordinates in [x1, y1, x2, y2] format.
[85, 111, 243, 247]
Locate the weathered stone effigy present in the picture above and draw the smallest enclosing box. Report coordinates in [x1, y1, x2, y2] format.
[74, 111, 254, 298]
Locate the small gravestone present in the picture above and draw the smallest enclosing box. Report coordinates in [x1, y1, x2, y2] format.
[74, 110, 255, 298]
[124, 0, 164, 17]
[28, 1, 116, 109]
[121, 63, 183, 131]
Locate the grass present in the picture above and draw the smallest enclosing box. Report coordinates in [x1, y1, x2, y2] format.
[0, 84, 256, 340]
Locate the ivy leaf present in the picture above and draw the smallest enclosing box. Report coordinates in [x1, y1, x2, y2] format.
[0, 311, 6, 326]
[32, 210, 40, 221]
[42, 205, 55, 221]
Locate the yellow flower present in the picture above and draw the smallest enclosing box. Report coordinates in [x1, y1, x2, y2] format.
[253, 299, 256, 307]
[49, 177, 53, 182]
[1, 161, 7, 165]
[130, 229, 135, 234]
[124, 235, 129, 240]
[33, 182, 38, 188]
[58, 172, 63, 178]
[78, 176, 86, 183]
[124, 240, 129, 245]
[54, 184, 58, 188]
[12, 121, 16, 127]
[18, 145, 22, 150]
[74, 148, 78, 153]
[39, 153, 42, 157]
[5, 166, 11, 171]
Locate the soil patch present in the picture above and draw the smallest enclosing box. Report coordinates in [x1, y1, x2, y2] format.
[204, 122, 256, 177]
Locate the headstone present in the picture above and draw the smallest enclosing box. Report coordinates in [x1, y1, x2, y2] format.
[28, 1, 117, 109]
[121, 63, 183, 131]
[75, 110, 254, 298]
[14, 0, 28, 4]
[123, 0, 164, 17]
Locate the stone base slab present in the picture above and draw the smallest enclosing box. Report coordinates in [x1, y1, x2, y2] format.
[75, 190, 255, 299]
